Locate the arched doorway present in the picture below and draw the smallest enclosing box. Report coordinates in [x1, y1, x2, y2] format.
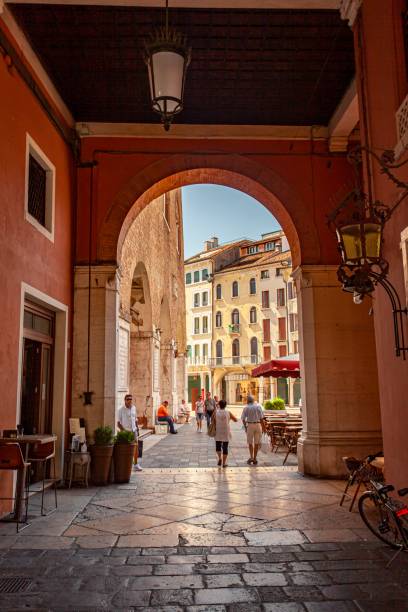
[128, 262, 152, 427]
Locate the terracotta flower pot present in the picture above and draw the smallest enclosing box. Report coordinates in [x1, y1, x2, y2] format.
[90, 444, 114, 485]
[113, 442, 136, 484]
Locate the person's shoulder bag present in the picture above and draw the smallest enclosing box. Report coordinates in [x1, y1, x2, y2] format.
[207, 412, 216, 437]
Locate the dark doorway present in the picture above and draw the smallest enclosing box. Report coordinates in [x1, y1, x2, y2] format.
[20, 303, 54, 437]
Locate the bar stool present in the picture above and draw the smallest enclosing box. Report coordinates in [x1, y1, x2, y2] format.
[27, 441, 58, 516]
[0, 443, 30, 531]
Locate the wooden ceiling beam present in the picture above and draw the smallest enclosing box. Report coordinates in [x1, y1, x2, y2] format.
[328, 77, 359, 151]
[4, 0, 340, 9]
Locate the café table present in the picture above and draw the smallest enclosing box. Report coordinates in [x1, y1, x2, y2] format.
[0, 434, 57, 521]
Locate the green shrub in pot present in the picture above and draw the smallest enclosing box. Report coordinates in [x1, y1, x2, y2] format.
[113, 429, 136, 483]
[94, 426, 113, 445]
[90, 426, 114, 485]
[114, 430, 135, 444]
[271, 397, 285, 410]
[263, 397, 285, 410]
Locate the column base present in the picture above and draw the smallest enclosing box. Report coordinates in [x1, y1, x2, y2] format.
[298, 431, 383, 478]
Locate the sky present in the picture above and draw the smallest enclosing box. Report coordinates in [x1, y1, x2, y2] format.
[182, 184, 280, 259]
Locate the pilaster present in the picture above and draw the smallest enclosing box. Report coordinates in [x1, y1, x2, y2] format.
[293, 265, 382, 477]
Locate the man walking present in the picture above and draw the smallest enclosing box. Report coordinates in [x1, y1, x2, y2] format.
[117, 393, 142, 471]
[241, 394, 264, 466]
[157, 400, 178, 434]
[204, 391, 217, 429]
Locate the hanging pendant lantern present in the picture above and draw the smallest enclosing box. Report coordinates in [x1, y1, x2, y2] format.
[144, 0, 191, 131]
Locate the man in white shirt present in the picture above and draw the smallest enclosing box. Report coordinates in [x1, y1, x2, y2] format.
[241, 395, 265, 466]
[117, 393, 142, 471]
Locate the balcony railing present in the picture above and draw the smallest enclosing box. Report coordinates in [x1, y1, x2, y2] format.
[208, 355, 261, 367]
[187, 356, 210, 366]
[228, 323, 241, 334]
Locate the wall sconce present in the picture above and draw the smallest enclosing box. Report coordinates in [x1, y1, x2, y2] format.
[144, 0, 191, 131]
[328, 146, 408, 358]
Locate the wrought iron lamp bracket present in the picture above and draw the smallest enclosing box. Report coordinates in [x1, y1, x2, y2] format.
[329, 145, 408, 359]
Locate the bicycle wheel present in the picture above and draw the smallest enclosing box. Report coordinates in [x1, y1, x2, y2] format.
[358, 491, 404, 549]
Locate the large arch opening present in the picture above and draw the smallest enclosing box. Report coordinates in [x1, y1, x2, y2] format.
[72, 157, 381, 478]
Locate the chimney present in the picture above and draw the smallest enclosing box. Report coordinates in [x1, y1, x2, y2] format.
[204, 236, 219, 251]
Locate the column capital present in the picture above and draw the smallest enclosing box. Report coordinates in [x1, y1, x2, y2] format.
[340, 0, 362, 27]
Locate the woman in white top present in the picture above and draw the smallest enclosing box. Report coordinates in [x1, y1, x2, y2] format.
[213, 399, 238, 467]
[195, 398, 205, 432]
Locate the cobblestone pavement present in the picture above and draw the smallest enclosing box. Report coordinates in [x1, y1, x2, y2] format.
[141, 419, 299, 468]
[0, 425, 407, 610]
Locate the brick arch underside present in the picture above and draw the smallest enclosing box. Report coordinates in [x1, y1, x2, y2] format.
[98, 154, 320, 268]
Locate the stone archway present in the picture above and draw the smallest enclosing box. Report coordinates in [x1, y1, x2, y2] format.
[128, 262, 153, 427]
[76, 156, 382, 477]
[159, 296, 174, 415]
[98, 156, 317, 268]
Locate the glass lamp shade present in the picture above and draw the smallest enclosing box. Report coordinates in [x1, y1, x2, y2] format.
[337, 221, 382, 265]
[146, 41, 190, 129]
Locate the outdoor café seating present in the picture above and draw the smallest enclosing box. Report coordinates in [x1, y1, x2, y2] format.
[0, 443, 30, 531]
[27, 440, 58, 516]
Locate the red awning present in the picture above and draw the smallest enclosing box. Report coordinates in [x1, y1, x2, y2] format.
[252, 357, 301, 379]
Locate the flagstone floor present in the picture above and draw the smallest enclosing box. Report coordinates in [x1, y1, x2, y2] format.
[0, 423, 407, 610]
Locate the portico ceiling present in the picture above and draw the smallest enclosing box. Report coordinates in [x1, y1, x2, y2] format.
[7, 2, 354, 127]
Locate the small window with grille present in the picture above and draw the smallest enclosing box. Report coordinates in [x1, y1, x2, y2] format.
[25, 135, 55, 241]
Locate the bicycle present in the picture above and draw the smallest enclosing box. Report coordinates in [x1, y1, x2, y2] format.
[358, 479, 408, 565]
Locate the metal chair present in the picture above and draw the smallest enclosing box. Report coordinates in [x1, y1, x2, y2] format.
[27, 441, 58, 516]
[283, 430, 300, 465]
[0, 443, 30, 531]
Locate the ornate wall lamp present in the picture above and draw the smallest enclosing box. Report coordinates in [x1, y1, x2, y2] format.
[328, 146, 408, 358]
[144, 0, 191, 131]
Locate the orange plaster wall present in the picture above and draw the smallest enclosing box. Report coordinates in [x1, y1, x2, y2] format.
[0, 40, 74, 442]
[77, 137, 353, 268]
[357, 0, 408, 490]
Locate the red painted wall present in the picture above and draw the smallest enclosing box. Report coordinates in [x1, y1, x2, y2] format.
[77, 137, 353, 269]
[356, 0, 408, 490]
[0, 26, 74, 461]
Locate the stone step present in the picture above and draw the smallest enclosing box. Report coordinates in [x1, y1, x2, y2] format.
[139, 428, 153, 440]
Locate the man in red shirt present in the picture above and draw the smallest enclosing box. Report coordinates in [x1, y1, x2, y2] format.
[157, 400, 178, 434]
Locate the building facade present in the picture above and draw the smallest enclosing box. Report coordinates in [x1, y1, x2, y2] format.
[184, 242, 214, 405]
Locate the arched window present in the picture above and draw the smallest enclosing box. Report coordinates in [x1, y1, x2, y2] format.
[231, 309, 240, 325]
[232, 281, 239, 297]
[250, 306, 257, 324]
[250, 337, 258, 363]
[232, 339, 240, 364]
[216, 340, 223, 365]
[216, 284, 222, 300]
[215, 311, 222, 327]
[249, 277, 256, 295]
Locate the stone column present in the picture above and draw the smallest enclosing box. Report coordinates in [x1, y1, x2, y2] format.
[288, 378, 294, 407]
[72, 265, 120, 437]
[293, 266, 382, 477]
[129, 331, 153, 425]
[152, 335, 161, 420]
[258, 376, 264, 405]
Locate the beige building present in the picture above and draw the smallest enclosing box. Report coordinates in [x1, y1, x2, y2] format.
[210, 230, 300, 407]
[184, 238, 246, 405]
[72, 189, 186, 431]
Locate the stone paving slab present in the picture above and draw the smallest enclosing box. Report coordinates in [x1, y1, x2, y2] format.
[1, 424, 407, 609]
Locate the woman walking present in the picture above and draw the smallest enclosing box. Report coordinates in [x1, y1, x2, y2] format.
[195, 397, 205, 432]
[213, 399, 238, 467]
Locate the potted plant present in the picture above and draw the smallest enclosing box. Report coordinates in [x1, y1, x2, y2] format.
[90, 426, 114, 485]
[113, 430, 136, 483]
[263, 397, 287, 415]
